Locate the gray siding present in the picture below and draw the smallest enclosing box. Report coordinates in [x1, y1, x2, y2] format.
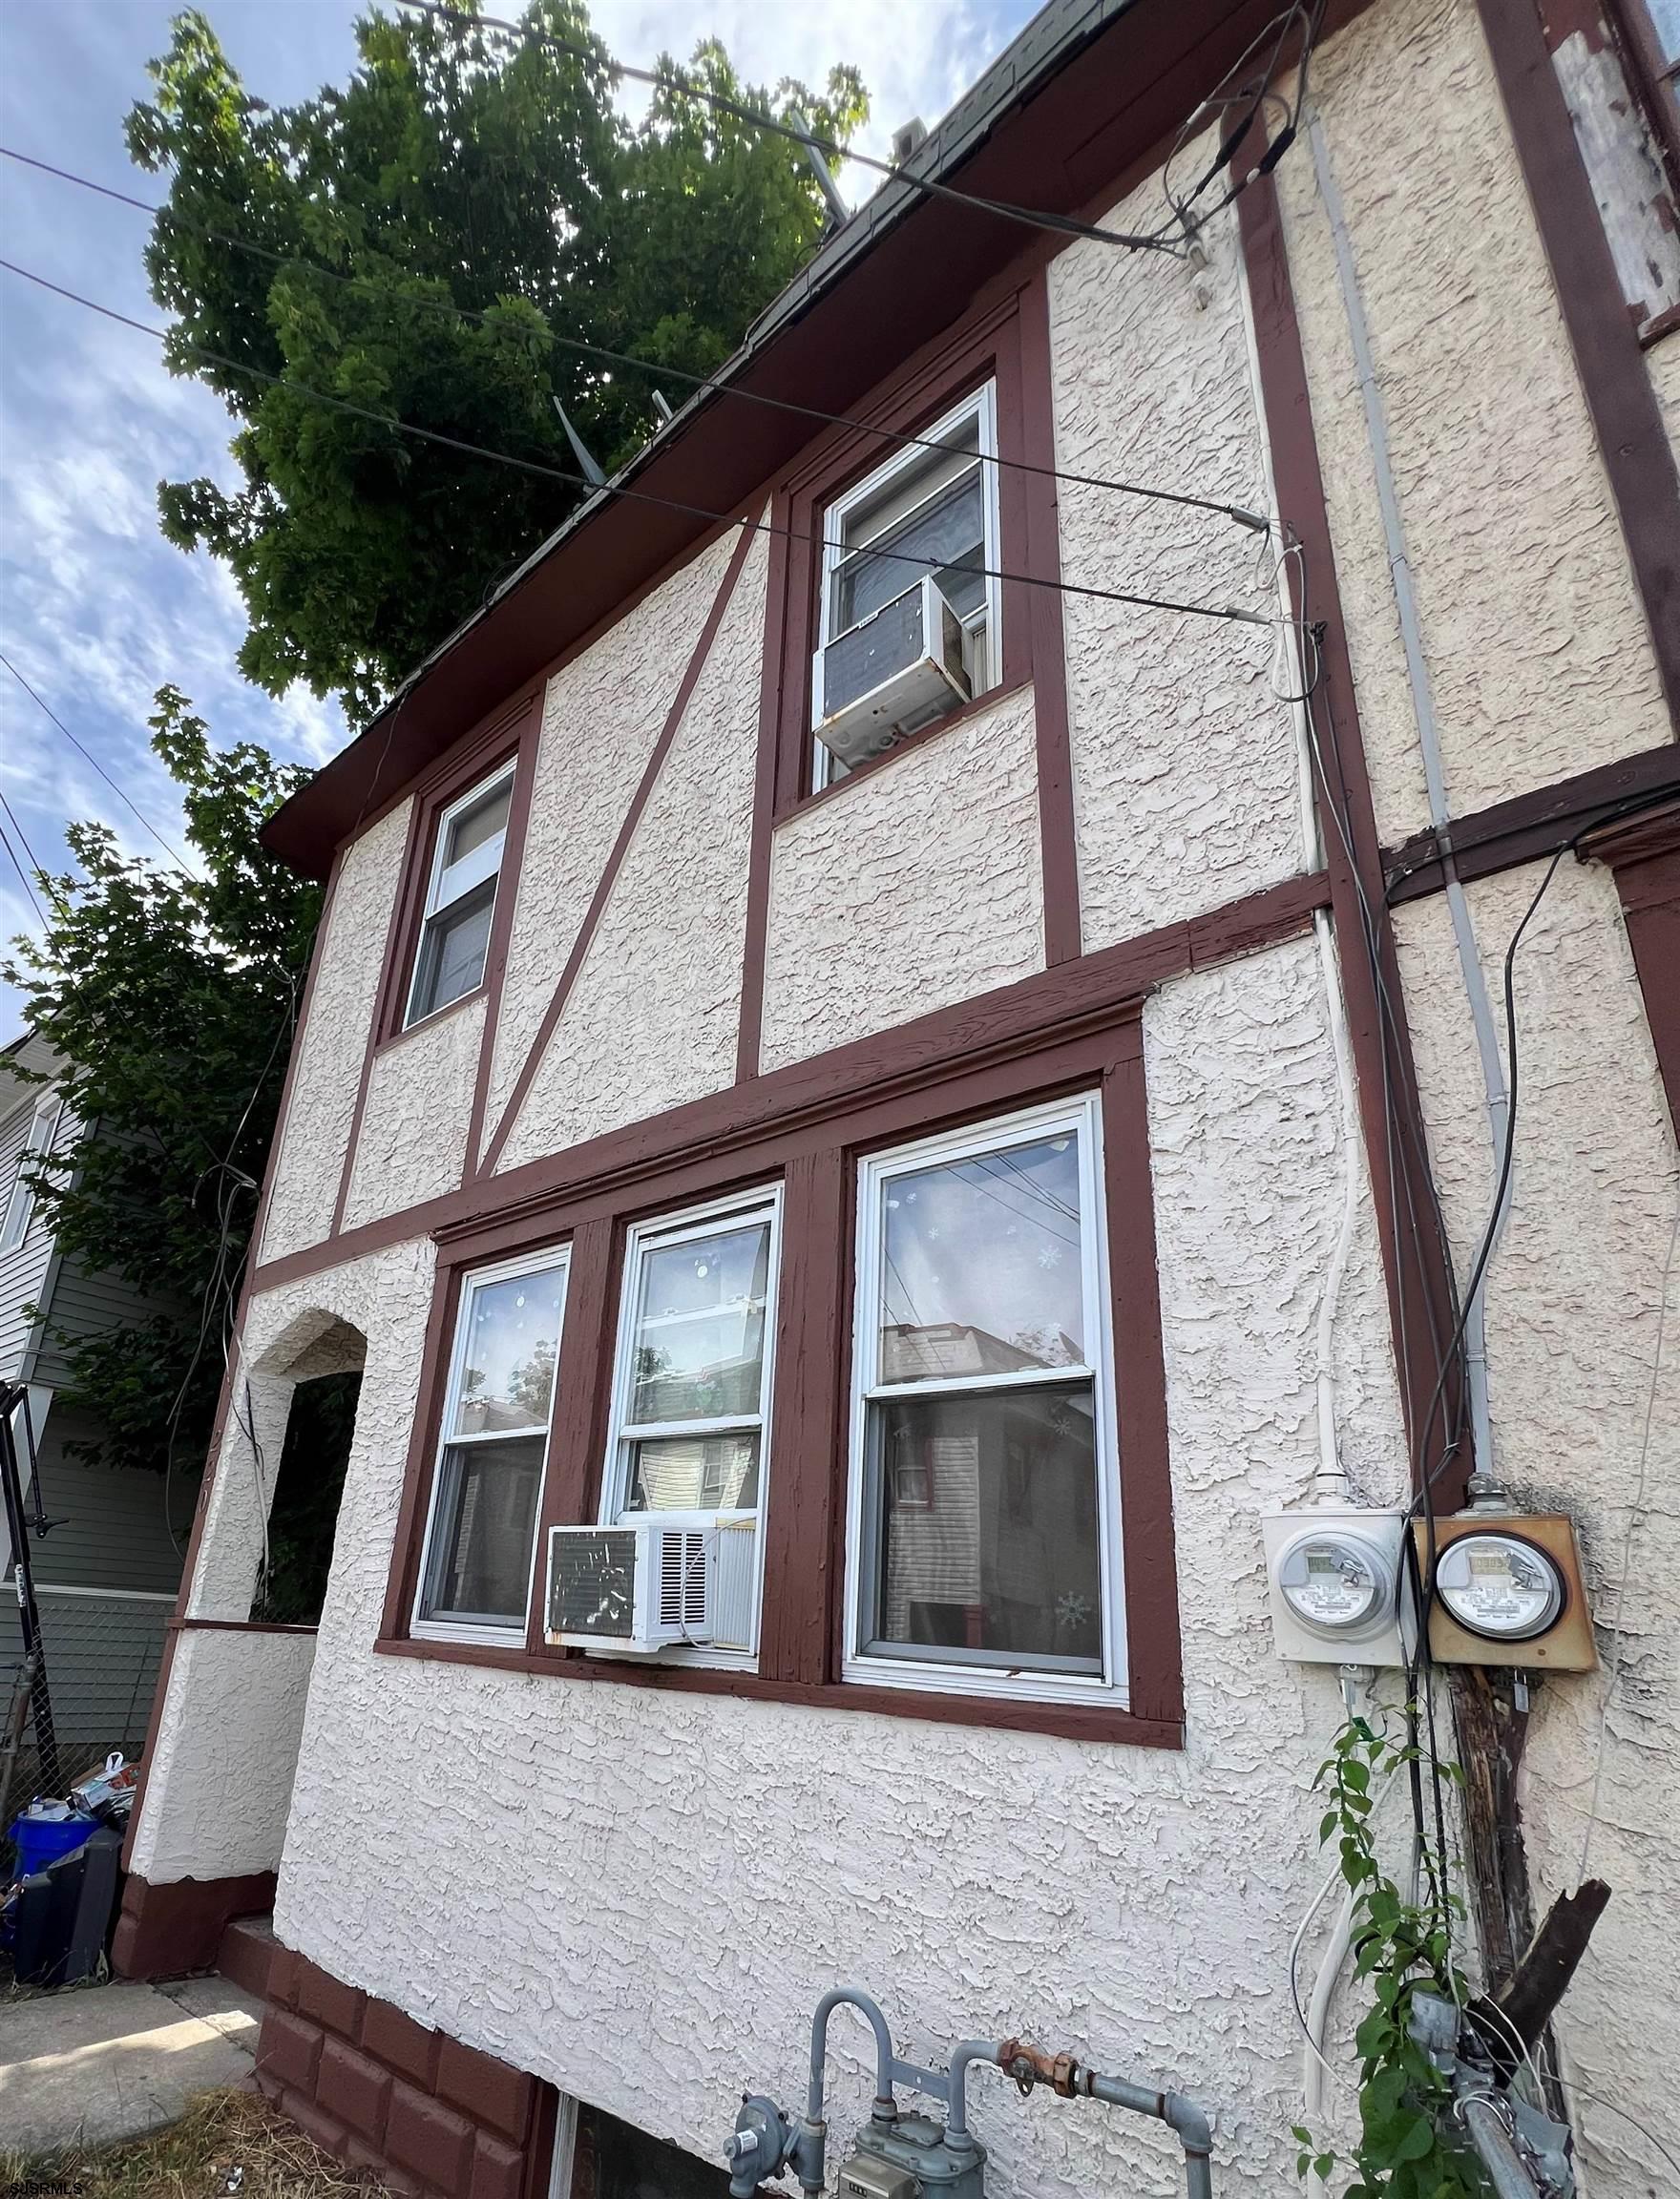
[0, 1590, 169, 1779]
[29, 1408, 186, 1596]
[32, 1259, 169, 1390]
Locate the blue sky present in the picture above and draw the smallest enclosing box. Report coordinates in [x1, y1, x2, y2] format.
[0, 0, 1028, 1041]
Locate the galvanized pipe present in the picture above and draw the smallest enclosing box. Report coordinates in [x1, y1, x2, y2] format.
[808, 1987, 898, 2126]
[948, 2041, 1215, 2198]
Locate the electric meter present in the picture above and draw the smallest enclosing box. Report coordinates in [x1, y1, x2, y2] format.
[1262, 1508, 1410, 1665]
[1274, 1529, 1394, 1638]
[1433, 1531, 1564, 1644]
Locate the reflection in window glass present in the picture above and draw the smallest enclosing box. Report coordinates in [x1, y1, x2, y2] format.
[627, 1221, 770, 1426]
[606, 1200, 780, 1559]
[418, 1253, 568, 1632]
[852, 1105, 1113, 1687]
[407, 763, 514, 1026]
[866, 1387, 1102, 1671]
[876, 1134, 1084, 1384]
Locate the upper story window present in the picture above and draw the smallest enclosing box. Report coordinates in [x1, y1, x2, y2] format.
[810, 384, 1001, 791]
[843, 1095, 1123, 1704]
[598, 1187, 782, 1658]
[404, 761, 514, 1028]
[413, 1246, 570, 1644]
[0, 1091, 61, 1256]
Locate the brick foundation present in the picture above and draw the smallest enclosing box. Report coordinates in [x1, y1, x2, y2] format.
[253, 1953, 556, 2199]
[112, 1869, 279, 1979]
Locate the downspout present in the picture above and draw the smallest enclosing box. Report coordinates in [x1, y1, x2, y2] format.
[1307, 112, 1509, 1483]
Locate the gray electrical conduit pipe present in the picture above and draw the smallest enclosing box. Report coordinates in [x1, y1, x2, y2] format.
[1306, 109, 1510, 1480]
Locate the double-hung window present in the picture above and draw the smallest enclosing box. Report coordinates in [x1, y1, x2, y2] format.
[598, 1188, 782, 1657]
[405, 762, 514, 1028]
[414, 1246, 569, 1644]
[812, 383, 1001, 789]
[0, 1091, 60, 1256]
[845, 1096, 1123, 1702]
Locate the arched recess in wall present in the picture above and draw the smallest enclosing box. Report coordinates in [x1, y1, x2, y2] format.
[244, 1311, 368, 1626]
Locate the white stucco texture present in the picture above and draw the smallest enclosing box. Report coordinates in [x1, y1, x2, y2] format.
[757, 685, 1044, 1073]
[1395, 858, 1680, 2199]
[341, 993, 485, 1227]
[261, 800, 411, 1265]
[215, 933, 1408, 2198]
[480, 526, 757, 1163]
[1276, 0, 1670, 845]
[127, 1628, 316, 1884]
[1050, 163, 1305, 951]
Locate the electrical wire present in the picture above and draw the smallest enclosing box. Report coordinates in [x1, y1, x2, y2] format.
[0, 811, 47, 929]
[392, 0, 1190, 256]
[0, 145, 1271, 537]
[0, 645, 197, 874]
[1578, 1183, 1679, 1877]
[0, 257, 1285, 638]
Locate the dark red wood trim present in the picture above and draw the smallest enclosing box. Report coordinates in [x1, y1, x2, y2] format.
[1102, 1038, 1186, 1726]
[764, 292, 1034, 825]
[1018, 267, 1082, 966]
[372, 1634, 1181, 1750]
[112, 1869, 277, 1980]
[758, 1147, 850, 1686]
[254, 868, 1330, 1297]
[1385, 745, 1680, 903]
[523, 1216, 620, 1657]
[478, 514, 762, 1179]
[1240, 173, 1473, 1504]
[461, 697, 545, 1182]
[1584, 800, 1680, 1138]
[168, 1618, 319, 1636]
[1475, 0, 1680, 734]
[1640, 299, 1680, 349]
[736, 488, 793, 1082]
[378, 1258, 468, 1644]
[332, 691, 543, 1241]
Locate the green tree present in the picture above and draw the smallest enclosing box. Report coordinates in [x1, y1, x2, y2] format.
[127, 2, 867, 723]
[3, 689, 321, 1481]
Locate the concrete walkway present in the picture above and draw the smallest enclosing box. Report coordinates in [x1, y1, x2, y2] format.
[0, 1974, 263, 2155]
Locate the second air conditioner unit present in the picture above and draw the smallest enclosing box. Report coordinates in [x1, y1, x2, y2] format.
[545, 1518, 758, 1656]
[812, 575, 971, 769]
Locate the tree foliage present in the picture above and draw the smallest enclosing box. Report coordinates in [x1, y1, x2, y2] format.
[127, 1, 867, 721]
[3, 690, 321, 1477]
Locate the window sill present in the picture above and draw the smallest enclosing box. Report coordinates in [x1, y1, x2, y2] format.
[373, 1633, 1181, 1748]
[781, 678, 1030, 827]
[375, 982, 487, 1058]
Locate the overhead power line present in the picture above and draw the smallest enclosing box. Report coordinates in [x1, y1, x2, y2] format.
[0, 647, 197, 873]
[0, 804, 47, 929]
[0, 145, 1268, 534]
[393, 0, 1190, 257]
[0, 257, 1279, 634]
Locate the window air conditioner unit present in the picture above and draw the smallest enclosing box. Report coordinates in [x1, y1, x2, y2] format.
[812, 575, 971, 769]
[545, 1518, 758, 1656]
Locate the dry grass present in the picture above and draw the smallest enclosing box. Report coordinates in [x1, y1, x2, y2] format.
[0, 2088, 390, 2199]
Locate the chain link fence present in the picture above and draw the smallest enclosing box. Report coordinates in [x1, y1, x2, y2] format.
[0, 1586, 168, 1834]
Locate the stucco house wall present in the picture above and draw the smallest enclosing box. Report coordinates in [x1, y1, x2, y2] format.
[127, 3, 1680, 2196]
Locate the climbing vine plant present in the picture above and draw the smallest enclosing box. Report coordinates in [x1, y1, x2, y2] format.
[1295, 1713, 1489, 2198]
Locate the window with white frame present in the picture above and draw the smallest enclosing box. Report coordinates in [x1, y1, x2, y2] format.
[414, 1246, 569, 1642]
[845, 1096, 1122, 1699]
[811, 384, 1000, 788]
[0, 1091, 61, 1256]
[405, 762, 514, 1027]
[598, 1188, 781, 1654]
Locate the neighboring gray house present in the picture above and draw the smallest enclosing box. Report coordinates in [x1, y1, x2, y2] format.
[1, 1029, 183, 1789]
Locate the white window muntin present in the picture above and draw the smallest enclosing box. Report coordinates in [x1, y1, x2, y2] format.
[812, 383, 1002, 791]
[403, 760, 516, 1030]
[0, 1092, 61, 1256]
[842, 1093, 1127, 1707]
[412, 1243, 569, 1648]
[598, 1183, 784, 1664]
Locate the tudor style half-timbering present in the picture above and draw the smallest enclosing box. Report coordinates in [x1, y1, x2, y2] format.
[118, 3, 1678, 2195]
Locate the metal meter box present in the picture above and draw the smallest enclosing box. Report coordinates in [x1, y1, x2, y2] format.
[840, 2115, 986, 2199]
